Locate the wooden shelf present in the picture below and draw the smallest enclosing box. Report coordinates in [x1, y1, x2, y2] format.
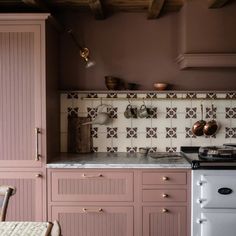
[176, 53, 236, 69]
[60, 90, 236, 100]
[60, 90, 236, 94]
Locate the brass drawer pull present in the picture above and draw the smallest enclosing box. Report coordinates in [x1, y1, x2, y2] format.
[162, 176, 169, 181]
[82, 174, 103, 178]
[162, 193, 169, 198]
[162, 208, 168, 213]
[83, 208, 103, 213]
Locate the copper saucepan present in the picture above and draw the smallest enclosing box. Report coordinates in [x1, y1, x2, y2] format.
[192, 104, 206, 136]
[203, 104, 219, 136]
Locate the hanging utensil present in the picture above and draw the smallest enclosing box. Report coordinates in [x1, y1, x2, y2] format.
[82, 104, 112, 126]
[203, 104, 219, 136]
[192, 104, 206, 136]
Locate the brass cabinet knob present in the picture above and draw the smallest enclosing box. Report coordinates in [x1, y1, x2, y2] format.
[162, 193, 168, 198]
[35, 174, 42, 178]
[162, 208, 168, 213]
[162, 176, 169, 181]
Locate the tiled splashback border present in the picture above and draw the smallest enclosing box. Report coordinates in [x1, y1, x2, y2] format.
[60, 92, 236, 153]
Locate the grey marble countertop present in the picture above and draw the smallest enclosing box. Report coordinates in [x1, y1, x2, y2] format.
[47, 152, 191, 169]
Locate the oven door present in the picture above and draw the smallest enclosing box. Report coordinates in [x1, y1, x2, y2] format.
[201, 175, 236, 208]
[201, 212, 236, 236]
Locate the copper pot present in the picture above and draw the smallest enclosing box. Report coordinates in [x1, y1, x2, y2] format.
[192, 104, 206, 136]
[203, 104, 219, 136]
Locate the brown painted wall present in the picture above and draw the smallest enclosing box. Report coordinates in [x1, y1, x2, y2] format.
[180, 0, 236, 53]
[59, 11, 236, 91]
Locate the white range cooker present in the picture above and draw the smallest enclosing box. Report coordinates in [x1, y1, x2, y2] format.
[182, 145, 236, 236]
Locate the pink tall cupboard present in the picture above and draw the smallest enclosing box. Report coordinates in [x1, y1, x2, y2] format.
[0, 14, 60, 221]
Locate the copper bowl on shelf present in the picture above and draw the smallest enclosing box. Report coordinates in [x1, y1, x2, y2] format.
[153, 83, 168, 91]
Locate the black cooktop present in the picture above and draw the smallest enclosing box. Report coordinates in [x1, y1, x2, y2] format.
[181, 145, 236, 169]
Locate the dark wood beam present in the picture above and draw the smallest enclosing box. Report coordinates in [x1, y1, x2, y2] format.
[208, 0, 230, 8]
[22, 0, 63, 31]
[22, 0, 49, 11]
[148, 0, 166, 19]
[88, 0, 105, 20]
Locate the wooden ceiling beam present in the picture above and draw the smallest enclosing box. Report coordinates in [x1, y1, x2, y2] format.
[22, 0, 63, 31]
[22, 0, 49, 11]
[148, 0, 166, 19]
[88, 0, 105, 20]
[208, 0, 230, 8]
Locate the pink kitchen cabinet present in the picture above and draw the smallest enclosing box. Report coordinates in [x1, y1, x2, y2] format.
[0, 171, 44, 221]
[0, 21, 42, 167]
[51, 206, 134, 236]
[143, 206, 187, 236]
[48, 169, 136, 236]
[0, 14, 59, 167]
[48, 169, 190, 236]
[142, 170, 191, 236]
[0, 14, 60, 221]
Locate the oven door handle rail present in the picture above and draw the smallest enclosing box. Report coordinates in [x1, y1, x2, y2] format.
[196, 219, 207, 224]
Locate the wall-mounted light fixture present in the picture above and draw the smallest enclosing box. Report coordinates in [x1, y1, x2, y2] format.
[67, 29, 95, 68]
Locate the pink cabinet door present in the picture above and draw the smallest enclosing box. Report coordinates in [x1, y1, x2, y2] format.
[50, 171, 133, 202]
[0, 171, 43, 221]
[0, 23, 42, 167]
[143, 206, 187, 236]
[51, 206, 133, 236]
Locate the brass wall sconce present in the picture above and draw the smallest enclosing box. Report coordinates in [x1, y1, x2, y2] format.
[68, 29, 95, 68]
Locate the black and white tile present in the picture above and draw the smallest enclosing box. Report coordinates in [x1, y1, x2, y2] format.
[61, 92, 236, 152]
[146, 127, 157, 138]
[185, 107, 197, 119]
[107, 127, 118, 138]
[166, 147, 177, 153]
[225, 128, 236, 138]
[87, 107, 98, 119]
[126, 147, 137, 153]
[226, 107, 236, 119]
[166, 108, 177, 119]
[107, 107, 118, 118]
[107, 147, 118, 153]
[185, 127, 196, 138]
[166, 127, 177, 138]
[126, 128, 138, 138]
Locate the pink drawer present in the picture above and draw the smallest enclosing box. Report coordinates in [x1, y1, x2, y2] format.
[51, 206, 134, 236]
[142, 189, 187, 202]
[51, 171, 133, 202]
[142, 172, 187, 185]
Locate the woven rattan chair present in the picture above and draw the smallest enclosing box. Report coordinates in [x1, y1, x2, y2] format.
[0, 185, 16, 221]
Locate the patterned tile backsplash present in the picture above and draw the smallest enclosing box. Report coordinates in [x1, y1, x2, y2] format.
[60, 92, 236, 153]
